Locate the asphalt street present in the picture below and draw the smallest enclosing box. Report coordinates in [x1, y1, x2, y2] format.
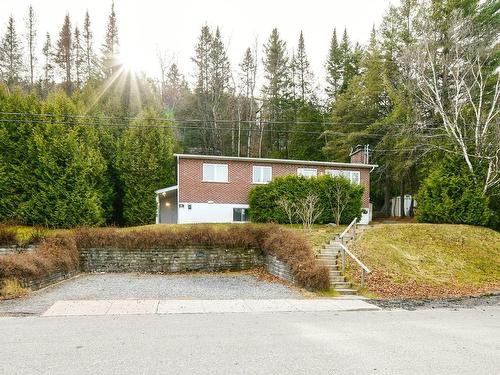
[1, 306, 498, 374]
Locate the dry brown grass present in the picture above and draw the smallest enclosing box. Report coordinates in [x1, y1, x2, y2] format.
[0, 225, 17, 246]
[0, 224, 329, 293]
[0, 236, 79, 281]
[348, 223, 500, 298]
[76, 224, 330, 290]
[0, 279, 28, 299]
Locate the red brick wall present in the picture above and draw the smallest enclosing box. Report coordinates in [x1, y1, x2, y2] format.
[350, 150, 365, 164]
[178, 158, 371, 207]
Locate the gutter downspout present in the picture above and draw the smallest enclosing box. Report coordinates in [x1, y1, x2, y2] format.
[176, 155, 180, 224]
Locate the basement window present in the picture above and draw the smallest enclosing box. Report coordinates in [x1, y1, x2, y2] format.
[203, 163, 228, 182]
[233, 208, 249, 222]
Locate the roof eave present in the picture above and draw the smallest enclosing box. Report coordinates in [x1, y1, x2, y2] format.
[174, 154, 378, 170]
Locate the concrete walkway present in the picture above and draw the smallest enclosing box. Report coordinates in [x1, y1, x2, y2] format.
[43, 298, 380, 316]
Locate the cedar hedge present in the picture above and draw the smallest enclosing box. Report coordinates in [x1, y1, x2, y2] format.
[416, 157, 491, 226]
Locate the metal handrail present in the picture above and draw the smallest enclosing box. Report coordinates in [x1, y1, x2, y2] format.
[336, 217, 370, 287]
[339, 217, 358, 243]
[337, 242, 371, 287]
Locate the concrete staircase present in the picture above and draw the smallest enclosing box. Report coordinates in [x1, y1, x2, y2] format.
[316, 225, 371, 295]
[317, 241, 357, 295]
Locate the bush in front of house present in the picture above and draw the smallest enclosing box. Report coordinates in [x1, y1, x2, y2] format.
[416, 158, 491, 226]
[248, 175, 363, 225]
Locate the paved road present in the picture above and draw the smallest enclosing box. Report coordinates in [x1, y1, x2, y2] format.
[1, 307, 498, 374]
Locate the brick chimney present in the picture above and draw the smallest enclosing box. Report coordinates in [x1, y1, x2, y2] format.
[350, 145, 369, 164]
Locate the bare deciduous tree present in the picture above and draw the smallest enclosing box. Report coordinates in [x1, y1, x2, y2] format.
[277, 198, 296, 224]
[324, 177, 352, 226]
[405, 10, 499, 194]
[295, 194, 323, 231]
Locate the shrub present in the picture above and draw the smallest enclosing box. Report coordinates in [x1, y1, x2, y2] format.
[249, 175, 363, 225]
[0, 236, 78, 281]
[0, 225, 329, 293]
[0, 225, 17, 246]
[416, 158, 491, 226]
[259, 225, 330, 290]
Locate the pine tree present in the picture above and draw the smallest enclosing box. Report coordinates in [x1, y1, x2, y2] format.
[325, 28, 342, 101]
[25, 5, 37, 88]
[294, 31, 314, 102]
[0, 16, 23, 85]
[55, 14, 72, 95]
[262, 28, 291, 155]
[101, 1, 119, 77]
[192, 25, 213, 152]
[164, 63, 188, 110]
[41, 32, 54, 92]
[238, 47, 257, 156]
[209, 27, 232, 153]
[339, 28, 360, 94]
[82, 11, 97, 80]
[73, 26, 84, 89]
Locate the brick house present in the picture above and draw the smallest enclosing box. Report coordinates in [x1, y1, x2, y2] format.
[156, 149, 377, 225]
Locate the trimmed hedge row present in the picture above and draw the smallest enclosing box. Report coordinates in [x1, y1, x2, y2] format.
[249, 175, 364, 224]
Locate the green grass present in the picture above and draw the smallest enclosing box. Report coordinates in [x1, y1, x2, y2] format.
[285, 224, 346, 253]
[349, 223, 500, 298]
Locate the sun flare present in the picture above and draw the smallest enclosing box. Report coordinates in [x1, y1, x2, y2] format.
[116, 51, 143, 72]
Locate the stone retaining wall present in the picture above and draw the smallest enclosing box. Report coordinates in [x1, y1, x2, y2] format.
[20, 269, 79, 291]
[79, 246, 265, 273]
[266, 255, 296, 284]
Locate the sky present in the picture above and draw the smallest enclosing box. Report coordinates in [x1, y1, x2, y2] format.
[0, 0, 396, 88]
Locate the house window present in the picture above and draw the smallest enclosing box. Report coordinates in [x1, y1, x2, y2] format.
[233, 208, 249, 222]
[253, 166, 272, 184]
[325, 169, 361, 185]
[203, 163, 228, 182]
[297, 168, 317, 178]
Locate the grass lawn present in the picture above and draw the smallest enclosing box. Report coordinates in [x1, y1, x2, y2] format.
[348, 223, 500, 299]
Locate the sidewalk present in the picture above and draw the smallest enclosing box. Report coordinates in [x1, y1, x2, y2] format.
[43, 298, 380, 316]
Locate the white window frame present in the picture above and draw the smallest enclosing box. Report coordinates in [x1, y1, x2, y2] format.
[252, 166, 273, 184]
[297, 168, 317, 178]
[325, 169, 361, 185]
[202, 163, 228, 182]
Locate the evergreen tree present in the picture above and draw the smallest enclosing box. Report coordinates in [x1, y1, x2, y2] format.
[0, 16, 23, 85]
[262, 28, 291, 156]
[116, 109, 176, 225]
[238, 47, 257, 156]
[55, 14, 73, 95]
[25, 5, 37, 88]
[164, 63, 188, 110]
[82, 11, 97, 81]
[325, 28, 342, 102]
[101, 1, 119, 77]
[22, 93, 107, 227]
[293, 31, 314, 102]
[72, 26, 84, 89]
[209, 27, 232, 153]
[41, 32, 54, 94]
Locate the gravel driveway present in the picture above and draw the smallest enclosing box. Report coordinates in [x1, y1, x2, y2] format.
[0, 272, 303, 316]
